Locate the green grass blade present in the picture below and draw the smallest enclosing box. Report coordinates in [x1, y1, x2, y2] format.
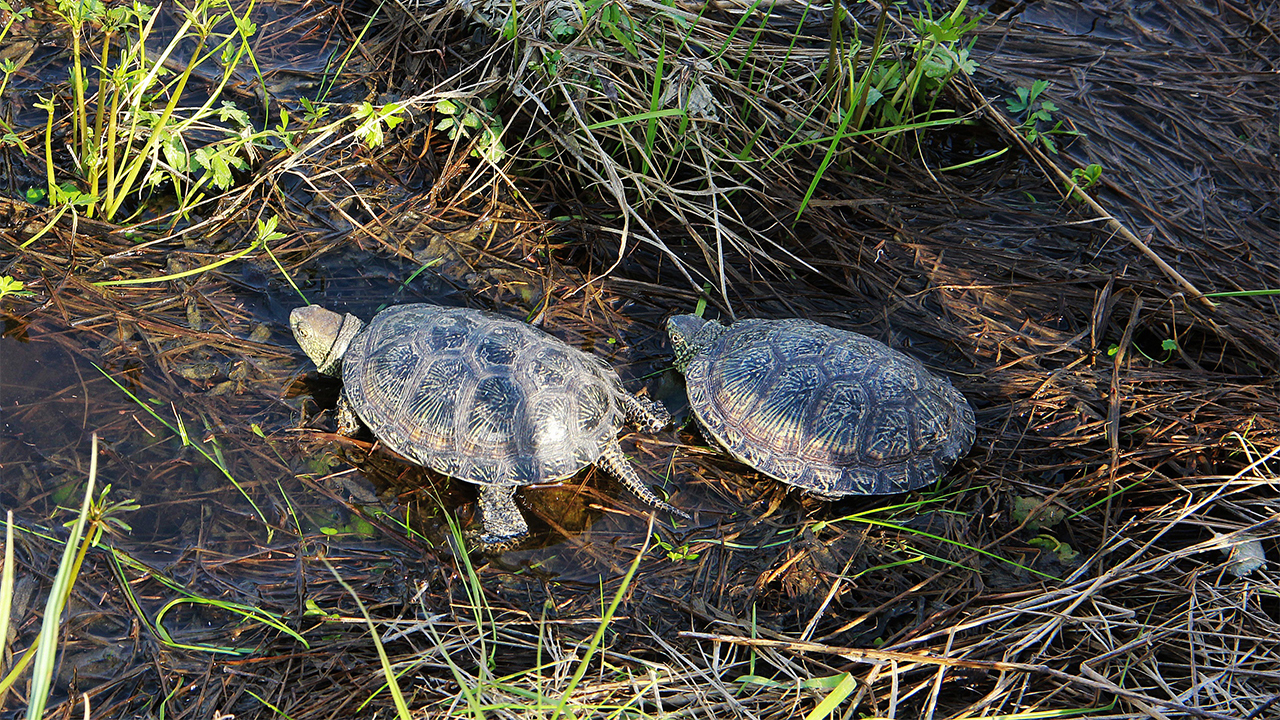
[642, 40, 668, 176]
[104, 543, 308, 654]
[1203, 288, 1280, 298]
[0, 642, 38, 701]
[804, 671, 859, 720]
[0, 511, 12, 663]
[26, 434, 99, 720]
[588, 108, 686, 131]
[93, 236, 261, 286]
[0, 511, 14, 707]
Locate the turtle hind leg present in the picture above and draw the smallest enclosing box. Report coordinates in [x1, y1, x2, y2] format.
[336, 394, 361, 436]
[620, 393, 671, 433]
[475, 484, 530, 552]
[599, 441, 689, 519]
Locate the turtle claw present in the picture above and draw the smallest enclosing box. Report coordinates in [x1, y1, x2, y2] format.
[599, 442, 689, 521]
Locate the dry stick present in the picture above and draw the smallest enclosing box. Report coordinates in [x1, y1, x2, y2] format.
[922, 630, 956, 720]
[1105, 296, 1143, 542]
[965, 82, 1216, 310]
[1058, 173, 1213, 311]
[678, 632, 1242, 720]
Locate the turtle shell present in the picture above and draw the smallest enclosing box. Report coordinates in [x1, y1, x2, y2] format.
[682, 318, 974, 495]
[342, 304, 626, 487]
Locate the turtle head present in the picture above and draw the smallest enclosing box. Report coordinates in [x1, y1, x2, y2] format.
[666, 314, 725, 373]
[290, 305, 365, 376]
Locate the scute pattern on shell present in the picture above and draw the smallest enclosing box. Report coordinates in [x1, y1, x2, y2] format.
[683, 318, 975, 496]
[342, 305, 625, 486]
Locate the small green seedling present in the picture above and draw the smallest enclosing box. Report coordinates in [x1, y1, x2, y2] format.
[1006, 80, 1080, 153]
[1108, 337, 1177, 363]
[1146, 338, 1178, 363]
[352, 101, 406, 148]
[1067, 163, 1103, 202]
[652, 533, 700, 562]
[434, 99, 506, 163]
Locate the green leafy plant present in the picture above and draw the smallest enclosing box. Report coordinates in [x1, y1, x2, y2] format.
[653, 532, 700, 562]
[790, 2, 982, 219]
[849, 1, 981, 130]
[1005, 79, 1080, 153]
[900, 1, 981, 105]
[24, 0, 404, 239]
[1005, 79, 1049, 115]
[434, 99, 505, 163]
[32, 0, 392, 224]
[351, 101, 406, 149]
[0, 275, 33, 300]
[0, 0, 32, 144]
[39, 0, 256, 219]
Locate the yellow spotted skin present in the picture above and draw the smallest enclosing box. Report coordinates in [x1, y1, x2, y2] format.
[669, 316, 975, 496]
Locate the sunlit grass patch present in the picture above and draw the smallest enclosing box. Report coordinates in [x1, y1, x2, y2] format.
[3, 0, 411, 251]
[379, 0, 988, 294]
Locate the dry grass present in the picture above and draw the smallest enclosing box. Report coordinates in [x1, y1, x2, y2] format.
[1, 0, 1279, 718]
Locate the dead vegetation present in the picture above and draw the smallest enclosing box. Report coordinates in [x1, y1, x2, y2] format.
[1, 0, 1279, 718]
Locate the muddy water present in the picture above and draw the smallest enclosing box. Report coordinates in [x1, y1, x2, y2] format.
[0, 238, 706, 583]
[1, 328, 99, 513]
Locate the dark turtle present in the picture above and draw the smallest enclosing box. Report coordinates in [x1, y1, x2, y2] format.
[667, 315, 974, 496]
[291, 303, 684, 549]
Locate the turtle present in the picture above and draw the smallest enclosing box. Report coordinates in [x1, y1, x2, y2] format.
[291, 303, 685, 549]
[667, 315, 975, 497]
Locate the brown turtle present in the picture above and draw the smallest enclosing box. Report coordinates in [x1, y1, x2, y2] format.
[292, 303, 684, 548]
[668, 315, 974, 496]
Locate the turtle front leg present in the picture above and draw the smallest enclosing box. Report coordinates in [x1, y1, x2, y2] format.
[475, 484, 530, 552]
[620, 393, 671, 433]
[599, 441, 689, 519]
